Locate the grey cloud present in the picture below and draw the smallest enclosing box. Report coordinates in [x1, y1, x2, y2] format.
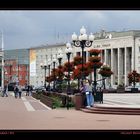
[0, 10, 140, 50]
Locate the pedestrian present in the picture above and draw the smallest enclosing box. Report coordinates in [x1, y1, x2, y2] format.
[84, 79, 94, 108]
[14, 85, 19, 98]
[26, 85, 30, 96]
[18, 85, 22, 99]
[29, 85, 33, 96]
[2, 84, 8, 97]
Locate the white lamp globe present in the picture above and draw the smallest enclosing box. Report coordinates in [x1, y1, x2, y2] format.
[80, 26, 86, 35]
[66, 42, 71, 48]
[89, 33, 95, 41]
[72, 32, 77, 41]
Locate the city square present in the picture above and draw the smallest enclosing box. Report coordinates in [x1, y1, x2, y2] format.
[1, 11, 140, 138]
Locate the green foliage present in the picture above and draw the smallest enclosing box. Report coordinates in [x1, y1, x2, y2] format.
[71, 82, 77, 89]
[50, 96, 63, 108]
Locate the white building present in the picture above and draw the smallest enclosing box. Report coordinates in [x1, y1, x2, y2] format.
[29, 30, 140, 88]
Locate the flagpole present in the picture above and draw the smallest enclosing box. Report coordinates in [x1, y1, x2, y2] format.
[1, 30, 4, 90]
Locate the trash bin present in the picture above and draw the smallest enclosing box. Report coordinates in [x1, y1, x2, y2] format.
[94, 91, 103, 103]
[74, 93, 83, 110]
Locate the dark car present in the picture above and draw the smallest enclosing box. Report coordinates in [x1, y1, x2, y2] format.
[34, 86, 46, 92]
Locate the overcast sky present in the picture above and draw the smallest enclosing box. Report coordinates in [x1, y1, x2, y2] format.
[0, 10, 140, 50]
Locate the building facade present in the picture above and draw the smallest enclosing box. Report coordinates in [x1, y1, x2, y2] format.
[4, 49, 29, 86]
[3, 30, 140, 88]
[92, 30, 140, 87]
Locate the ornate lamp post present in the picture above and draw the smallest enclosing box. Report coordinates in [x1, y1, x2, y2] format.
[47, 58, 51, 92]
[57, 49, 63, 93]
[65, 43, 72, 94]
[72, 26, 94, 82]
[40, 61, 47, 90]
[52, 55, 57, 92]
[65, 42, 72, 110]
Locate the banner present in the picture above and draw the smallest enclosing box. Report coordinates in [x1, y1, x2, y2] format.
[30, 50, 36, 77]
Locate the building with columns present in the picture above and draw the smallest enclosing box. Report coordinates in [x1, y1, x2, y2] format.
[3, 29, 140, 88]
[29, 30, 140, 88]
[92, 30, 140, 87]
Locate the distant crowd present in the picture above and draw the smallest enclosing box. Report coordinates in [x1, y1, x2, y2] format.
[1, 84, 33, 99]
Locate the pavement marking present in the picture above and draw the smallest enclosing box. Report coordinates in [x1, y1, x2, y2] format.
[23, 101, 35, 111]
[38, 100, 52, 110]
[21, 97, 27, 101]
[31, 97, 52, 110]
[22, 97, 35, 111]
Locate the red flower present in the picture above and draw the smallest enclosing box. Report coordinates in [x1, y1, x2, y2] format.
[73, 56, 84, 66]
[63, 61, 75, 72]
[88, 49, 102, 56]
[88, 56, 101, 62]
[99, 65, 113, 77]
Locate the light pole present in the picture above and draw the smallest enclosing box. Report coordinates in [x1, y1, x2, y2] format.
[52, 55, 57, 92]
[65, 43, 72, 94]
[65, 43, 72, 110]
[57, 49, 63, 93]
[40, 61, 47, 90]
[72, 26, 94, 82]
[47, 58, 51, 92]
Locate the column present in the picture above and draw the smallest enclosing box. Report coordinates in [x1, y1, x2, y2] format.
[132, 44, 134, 70]
[104, 49, 107, 86]
[111, 48, 113, 86]
[124, 47, 127, 86]
[118, 48, 120, 85]
[104, 49, 107, 64]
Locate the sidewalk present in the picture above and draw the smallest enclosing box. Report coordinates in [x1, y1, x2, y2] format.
[1, 92, 140, 130]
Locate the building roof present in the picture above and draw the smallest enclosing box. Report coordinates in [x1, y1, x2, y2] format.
[30, 43, 66, 50]
[94, 30, 140, 40]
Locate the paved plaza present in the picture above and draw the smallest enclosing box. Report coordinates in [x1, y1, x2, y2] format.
[1, 92, 140, 130]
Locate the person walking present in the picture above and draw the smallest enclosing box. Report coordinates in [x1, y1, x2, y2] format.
[29, 85, 33, 96]
[18, 85, 22, 99]
[84, 79, 94, 108]
[14, 85, 19, 98]
[2, 84, 8, 97]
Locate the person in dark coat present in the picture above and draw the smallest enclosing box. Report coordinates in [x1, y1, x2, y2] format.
[2, 84, 8, 97]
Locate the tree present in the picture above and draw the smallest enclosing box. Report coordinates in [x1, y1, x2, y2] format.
[99, 65, 113, 89]
[128, 70, 140, 88]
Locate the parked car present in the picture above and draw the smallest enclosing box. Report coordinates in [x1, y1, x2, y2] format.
[125, 86, 132, 92]
[34, 86, 46, 92]
[125, 85, 140, 92]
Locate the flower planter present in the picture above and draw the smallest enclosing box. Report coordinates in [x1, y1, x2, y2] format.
[40, 94, 53, 108]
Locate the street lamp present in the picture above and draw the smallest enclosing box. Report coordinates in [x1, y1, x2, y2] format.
[57, 49, 63, 93]
[52, 55, 57, 92]
[65, 43, 72, 110]
[40, 61, 47, 90]
[47, 58, 51, 92]
[65, 43, 72, 94]
[72, 26, 94, 82]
